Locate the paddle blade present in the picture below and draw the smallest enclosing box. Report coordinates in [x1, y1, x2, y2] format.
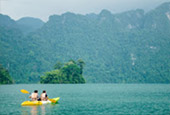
[49, 97, 60, 104]
[21, 89, 30, 94]
[49, 99, 56, 103]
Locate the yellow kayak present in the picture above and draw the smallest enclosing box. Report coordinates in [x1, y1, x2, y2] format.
[21, 97, 60, 106]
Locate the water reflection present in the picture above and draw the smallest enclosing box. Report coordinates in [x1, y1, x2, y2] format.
[26, 106, 46, 115]
[41, 105, 46, 115]
[21, 104, 59, 115]
[30, 106, 38, 115]
[21, 106, 45, 115]
[21, 106, 38, 115]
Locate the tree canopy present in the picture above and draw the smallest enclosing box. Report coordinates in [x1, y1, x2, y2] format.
[0, 64, 13, 84]
[40, 60, 86, 84]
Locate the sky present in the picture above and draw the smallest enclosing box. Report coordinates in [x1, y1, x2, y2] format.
[1, 0, 170, 22]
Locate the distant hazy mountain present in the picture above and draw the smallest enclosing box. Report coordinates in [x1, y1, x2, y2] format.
[0, 14, 44, 34]
[16, 17, 44, 34]
[0, 2, 170, 83]
[0, 14, 18, 28]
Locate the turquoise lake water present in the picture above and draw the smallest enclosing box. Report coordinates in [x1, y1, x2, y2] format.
[0, 84, 170, 115]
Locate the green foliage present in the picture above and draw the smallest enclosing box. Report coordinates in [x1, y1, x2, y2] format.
[40, 60, 86, 84]
[0, 64, 13, 84]
[0, 2, 170, 83]
[54, 62, 63, 69]
[77, 59, 85, 74]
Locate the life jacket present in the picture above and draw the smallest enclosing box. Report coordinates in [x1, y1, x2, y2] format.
[31, 93, 38, 101]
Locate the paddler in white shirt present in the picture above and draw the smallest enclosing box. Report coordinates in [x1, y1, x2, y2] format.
[29, 90, 39, 101]
[40, 90, 48, 101]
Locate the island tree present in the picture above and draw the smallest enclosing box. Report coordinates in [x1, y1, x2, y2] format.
[40, 59, 86, 84]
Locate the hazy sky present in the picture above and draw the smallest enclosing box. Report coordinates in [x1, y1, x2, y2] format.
[1, 0, 170, 21]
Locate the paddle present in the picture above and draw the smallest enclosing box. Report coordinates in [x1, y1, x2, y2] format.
[21, 89, 30, 94]
[48, 98, 56, 103]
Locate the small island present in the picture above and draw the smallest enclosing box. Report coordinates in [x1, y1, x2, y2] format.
[0, 64, 13, 84]
[40, 59, 86, 84]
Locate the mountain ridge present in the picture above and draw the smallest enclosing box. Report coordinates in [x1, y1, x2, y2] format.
[0, 2, 170, 83]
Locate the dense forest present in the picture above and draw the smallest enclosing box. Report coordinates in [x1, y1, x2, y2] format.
[0, 64, 13, 84]
[40, 59, 85, 84]
[0, 2, 170, 83]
